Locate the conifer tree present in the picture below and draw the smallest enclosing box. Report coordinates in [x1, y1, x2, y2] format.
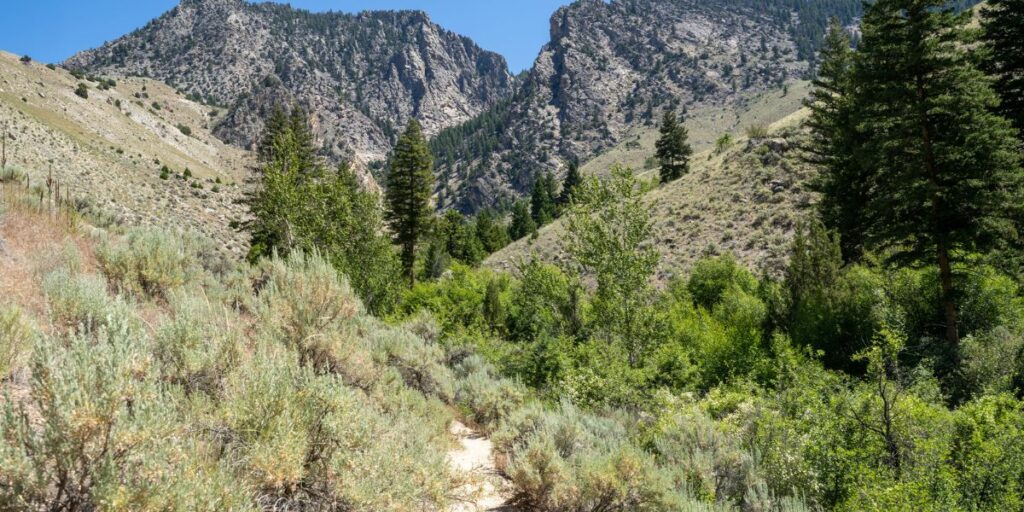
[386, 119, 435, 287]
[655, 111, 692, 183]
[981, 0, 1024, 135]
[509, 200, 537, 241]
[805, 17, 870, 262]
[246, 108, 399, 313]
[475, 209, 511, 253]
[558, 160, 583, 207]
[855, 0, 1024, 350]
[530, 172, 558, 225]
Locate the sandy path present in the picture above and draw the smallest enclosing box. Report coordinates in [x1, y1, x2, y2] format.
[447, 421, 514, 512]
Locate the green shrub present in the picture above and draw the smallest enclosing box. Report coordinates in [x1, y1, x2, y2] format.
[0, 306, 33, 378]
[687, 255, 758, 310]
[177, 124, 192, 137]
[74, 83, 88, 99]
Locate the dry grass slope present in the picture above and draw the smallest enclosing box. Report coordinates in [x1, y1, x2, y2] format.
[0, 52, 253, 255]
[486, 87, 815, 282]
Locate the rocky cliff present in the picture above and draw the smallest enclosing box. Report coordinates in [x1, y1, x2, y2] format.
[431, 0, 861, 212]
[66, 0, 514, 168]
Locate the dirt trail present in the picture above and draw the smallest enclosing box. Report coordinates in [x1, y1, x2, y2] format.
[447, 421, 514, 512]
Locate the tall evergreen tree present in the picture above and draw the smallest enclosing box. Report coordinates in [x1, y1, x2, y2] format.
[804, 17, 871, 262]
[475, 209, 511, 253]
[981, 0, 1024, 135]
[558, 160, 583, 207]
[509, 200, 537, 241]
[531, 172, 558, 226]
[855, 0, 1024, 350]
[655, 111, 692, 183]
[386, 119, 435, 287]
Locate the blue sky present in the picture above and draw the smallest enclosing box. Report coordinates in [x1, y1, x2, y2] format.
[0, 0, 569, 72]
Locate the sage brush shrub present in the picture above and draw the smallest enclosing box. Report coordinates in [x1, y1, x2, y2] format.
[0, 326, 247, 511]
[219, 345, 451, 510]
[255, 251, 361, 367]
[96, 228, 198, 298]
[154, 290, 243, 395]
[494, 402, 682, 511]
[0, 306, 32, 379]
[452, 354, 527, 432]
[42, 269, 135, 333]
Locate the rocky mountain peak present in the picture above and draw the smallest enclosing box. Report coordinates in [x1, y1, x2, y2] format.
[66, 0, 514, 170]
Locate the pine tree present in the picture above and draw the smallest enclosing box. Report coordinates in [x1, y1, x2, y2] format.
[981, 0, 1024, 135]
[804, 17, 870, 262]
[531, 172, 557, 226]
[558, 160, 583, 207]
[386, 119, 435, 287]
[509, 200, 537, 241]
[855, 0, 1024, 350]
[257, 106, 289, 163]
[655, 111, 692, 183]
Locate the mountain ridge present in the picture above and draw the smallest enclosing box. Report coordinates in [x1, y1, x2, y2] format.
[65, 0, 515, 171]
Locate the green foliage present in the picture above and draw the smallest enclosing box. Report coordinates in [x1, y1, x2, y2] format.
[687, 254, 758, 310]
[715, 133, 734, 153]
[558, 159, 583, 207]
[785, 221, 883, 372]
[805, 17, 869, 262]
[436, 209, 485, 266]
[474, 208, 510, 253]
[74, 83, 88, 99]
[854, 0, 1024, 350]
[386, 119, 434, 287]
[565, 166, 658, 366]
[246, 107, 400, 313]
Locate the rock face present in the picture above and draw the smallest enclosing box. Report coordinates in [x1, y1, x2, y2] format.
[432, 0, 849, 212]
[66, 0, 514, 168]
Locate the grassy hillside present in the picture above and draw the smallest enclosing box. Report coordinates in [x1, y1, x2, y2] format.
[581, 80, 812, 178]
[487, 87, 815, 282]
[0, 52, 252, 255]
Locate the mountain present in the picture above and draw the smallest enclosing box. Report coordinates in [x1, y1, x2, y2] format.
[0, 51, 251, 254]
[431, 0, 862, 212]
[65, 0, 514, 169]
